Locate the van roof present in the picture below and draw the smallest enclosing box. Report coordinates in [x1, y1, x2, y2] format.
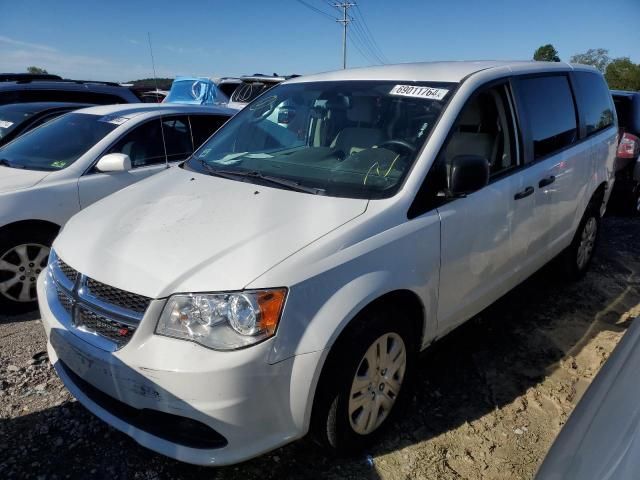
[286, 60, 600, 84]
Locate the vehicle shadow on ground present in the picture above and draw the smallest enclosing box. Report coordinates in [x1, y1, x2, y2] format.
[0, 309, 39, 324]
[1, 217, 639, 479]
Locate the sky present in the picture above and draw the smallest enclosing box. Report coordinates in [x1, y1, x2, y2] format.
[0, 0, 638, 82]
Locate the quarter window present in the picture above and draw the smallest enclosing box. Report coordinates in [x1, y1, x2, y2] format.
[517, 76, 577, 161]
[573, 71, 614, 136]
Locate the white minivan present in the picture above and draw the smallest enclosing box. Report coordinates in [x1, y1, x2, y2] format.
[38, 61, 617, 466]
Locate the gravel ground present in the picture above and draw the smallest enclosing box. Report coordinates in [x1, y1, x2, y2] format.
[1, 216, 639, 480]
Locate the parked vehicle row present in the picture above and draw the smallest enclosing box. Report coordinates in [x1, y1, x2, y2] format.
[0, 103, 235, 311]
[30, 60, 617, 466]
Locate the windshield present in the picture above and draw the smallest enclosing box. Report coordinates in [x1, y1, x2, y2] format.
[0, 113, 118, 171]
[0, 105, 38, 140]
[188, 80, 455, 199]
[165, 79, 229, 105]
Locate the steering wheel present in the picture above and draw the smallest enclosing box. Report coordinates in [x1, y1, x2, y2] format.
[377, 139, 416, 153]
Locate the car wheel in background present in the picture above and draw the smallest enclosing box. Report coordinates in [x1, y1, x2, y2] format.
[311, 304, 417, 453]
[0, 226, 56, 314]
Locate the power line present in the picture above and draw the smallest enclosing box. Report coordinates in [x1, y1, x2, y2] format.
[294, 0, 336, 20]
[347, 31, 378, 65]
[354, 3, 389, 63]
[349, 15, 385, 64]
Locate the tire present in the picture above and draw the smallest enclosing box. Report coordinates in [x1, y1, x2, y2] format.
[629, 182, 640, 217]
[561, 201, 600, 280]
[0, 225, 57, 314]
[310, 304, 417, 453]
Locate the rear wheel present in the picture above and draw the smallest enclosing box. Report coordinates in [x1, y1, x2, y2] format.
[0, 227, 56, 314]
[311, 305, 416, 453]
[561, 201, 600, 279]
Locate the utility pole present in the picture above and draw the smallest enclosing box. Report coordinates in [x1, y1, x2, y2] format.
[334, 2, 356, 69]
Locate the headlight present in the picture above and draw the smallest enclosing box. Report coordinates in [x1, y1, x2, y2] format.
[155, 289, 287, 350]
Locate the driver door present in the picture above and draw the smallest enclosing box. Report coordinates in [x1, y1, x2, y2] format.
[435, 82, 531, 335]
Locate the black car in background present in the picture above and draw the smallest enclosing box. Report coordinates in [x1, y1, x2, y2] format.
[0, 102, 93, 146]
[0, 79, 141, 106]
[611, 90, 640, 215]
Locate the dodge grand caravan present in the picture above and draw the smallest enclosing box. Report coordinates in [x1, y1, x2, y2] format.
[38, 61, 617, 465]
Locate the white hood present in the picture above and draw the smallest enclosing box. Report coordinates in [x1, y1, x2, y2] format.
[0, 166, 50, 193]
[54, 167, 368, 298]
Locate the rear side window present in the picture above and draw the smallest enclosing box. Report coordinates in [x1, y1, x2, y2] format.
[572, 72, 614, 136]
[189, 114, 228, 148]
[161, 116, 193, 162]
[516, 75, 577, 161]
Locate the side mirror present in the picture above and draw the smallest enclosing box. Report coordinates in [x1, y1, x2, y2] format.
[448, 155, 490, 197]
[95, 153, 132, 173]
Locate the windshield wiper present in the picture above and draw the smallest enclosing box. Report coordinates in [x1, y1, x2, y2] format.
[200, 162, 324, 195]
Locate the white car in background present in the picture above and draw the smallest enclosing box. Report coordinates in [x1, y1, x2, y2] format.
[0, 103, 235, 312]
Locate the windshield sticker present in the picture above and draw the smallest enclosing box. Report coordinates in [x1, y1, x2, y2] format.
[98, 115, 129, 125]
[51, 160, 67, 168]
[389, 85, 449, 101]
[0, 120, 14, 128]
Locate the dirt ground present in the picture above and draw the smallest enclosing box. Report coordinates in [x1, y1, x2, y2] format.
[1, 216, 639, 480]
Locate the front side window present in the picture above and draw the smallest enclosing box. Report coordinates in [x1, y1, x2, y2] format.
[188, 80, 456, 199]
[107, 119, 165, 167]
[443, 84, 517, 177]
[0, 113, 117, 171]
[573, 72, 615, 136]
[517, 75, 577, 160]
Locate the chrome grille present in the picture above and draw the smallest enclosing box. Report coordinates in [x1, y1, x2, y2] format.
[56, 286, 73, 313]
[86, 278, 151, 314]
[50, 251, 151, 351]
[57, 258, 78, 283]
[75, 306, 136, 348]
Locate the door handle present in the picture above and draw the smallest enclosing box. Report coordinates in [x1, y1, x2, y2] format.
[514, 186, 534, 200]
[538, 175, 556, 188]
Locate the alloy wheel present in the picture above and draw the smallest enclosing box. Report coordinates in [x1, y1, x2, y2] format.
[0, 243, 49, 303]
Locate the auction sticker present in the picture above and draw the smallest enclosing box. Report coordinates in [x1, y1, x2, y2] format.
[389, 85, 449, 101]
[0, 120, 14, 128]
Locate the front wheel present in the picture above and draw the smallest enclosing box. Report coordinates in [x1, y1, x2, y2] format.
[311, 306, 416, 453]
[0, 227, 56, 314]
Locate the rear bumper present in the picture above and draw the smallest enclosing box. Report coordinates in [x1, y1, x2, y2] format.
[38, 271, 322, 466]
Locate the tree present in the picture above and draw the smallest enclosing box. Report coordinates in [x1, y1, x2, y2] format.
[26, 66, 49, 74]
[605, 57, 640, 91]
[569, 48, 610, 72]
[533, 44, 561, 62]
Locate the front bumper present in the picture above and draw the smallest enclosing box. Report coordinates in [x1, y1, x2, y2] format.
[38, 271, 322, 466]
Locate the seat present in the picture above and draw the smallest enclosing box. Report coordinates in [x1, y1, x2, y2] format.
[445, 98, 495, 164]
[332, 96, 385, 155]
